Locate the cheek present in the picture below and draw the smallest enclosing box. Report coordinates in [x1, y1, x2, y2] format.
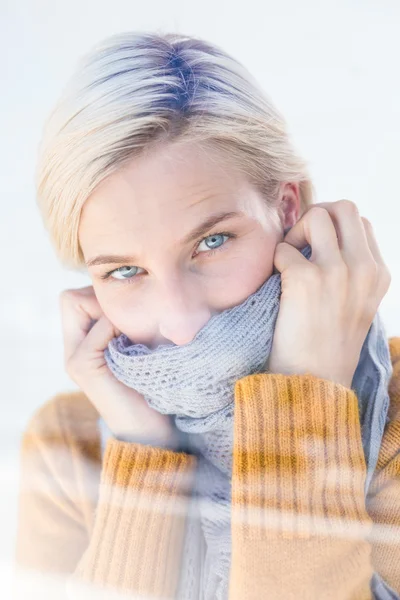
[231, 251, 275, 302]
[210, 238, 277, 309]
[92, 284, 153, 339]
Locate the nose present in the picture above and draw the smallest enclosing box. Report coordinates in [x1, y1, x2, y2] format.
[157, 277, 213, 347]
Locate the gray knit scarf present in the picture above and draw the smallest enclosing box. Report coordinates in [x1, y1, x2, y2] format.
[99, 243, 397, 600]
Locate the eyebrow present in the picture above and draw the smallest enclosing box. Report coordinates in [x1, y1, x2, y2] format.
[85, 210, 243, 267]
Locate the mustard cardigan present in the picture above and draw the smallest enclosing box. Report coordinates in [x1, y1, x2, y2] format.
[13, 337, 400, 599]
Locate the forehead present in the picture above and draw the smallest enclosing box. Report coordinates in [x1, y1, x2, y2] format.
[81, 143, 260, 222]
[78, 141, 265, 252]
[85, 142, 248, 211]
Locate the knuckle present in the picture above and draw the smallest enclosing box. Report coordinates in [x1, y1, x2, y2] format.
[306, 206, 330, 226]
[357, 260, 378, 282]
[59, 288, 76, 305]
[380, 265, 392, 289]
[383, 264, 392, 282]
[59, 286, 93, 304]
[309, 206, 329, 218]
[275, 241, 286, 255]
[336, 199, 359, 215]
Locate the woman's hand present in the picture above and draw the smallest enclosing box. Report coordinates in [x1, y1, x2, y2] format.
[267, 200, 391, 389]
[59, 285, 179, 448]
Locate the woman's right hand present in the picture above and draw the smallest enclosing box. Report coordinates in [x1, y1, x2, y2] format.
[59, 285, 179, 449]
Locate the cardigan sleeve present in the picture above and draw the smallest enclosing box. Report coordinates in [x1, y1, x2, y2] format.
[13, 394, 197, 600]
[365, 337, 400, 595]
[229, 371, 392, 600]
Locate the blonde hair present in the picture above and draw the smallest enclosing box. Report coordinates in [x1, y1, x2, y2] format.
[36, 31, 314, 269]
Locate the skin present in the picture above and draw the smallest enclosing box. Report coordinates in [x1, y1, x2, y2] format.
[62, 139, 390, 444]
[268, 200, 391, 388]
[79, 141, 300, 348]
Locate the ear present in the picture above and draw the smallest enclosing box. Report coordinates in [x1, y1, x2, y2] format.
[277, 182, 301, 231]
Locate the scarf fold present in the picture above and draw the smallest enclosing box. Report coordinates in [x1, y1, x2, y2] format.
[100, 243, 395, 600]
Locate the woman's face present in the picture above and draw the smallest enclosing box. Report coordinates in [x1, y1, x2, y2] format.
[79, 141, 300, 348]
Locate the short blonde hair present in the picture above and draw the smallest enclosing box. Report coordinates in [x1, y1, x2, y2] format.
[36, 31, 314, 269]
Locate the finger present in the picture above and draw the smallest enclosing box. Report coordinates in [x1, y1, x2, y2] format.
[283, 206, 342, 267]
[60, 288, 104, 363]
[273, 240, 311, 275]
[361, 217, 392, 294]
[360, 217, 386, 266]
[308, 201, 373, 267]
[78, 314, 120, 357]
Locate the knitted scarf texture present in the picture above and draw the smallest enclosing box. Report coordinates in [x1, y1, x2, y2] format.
[99, 243, 396, 600]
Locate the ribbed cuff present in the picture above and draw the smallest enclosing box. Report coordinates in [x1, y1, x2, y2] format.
[102, 436, 196, 501]
[232, 373, 372, 540]
[76, 438, 197, 594]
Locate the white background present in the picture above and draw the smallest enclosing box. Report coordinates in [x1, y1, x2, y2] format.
[2, 0, 400, 594]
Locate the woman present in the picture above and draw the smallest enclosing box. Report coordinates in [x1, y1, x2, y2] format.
[13, 31, 400, 600]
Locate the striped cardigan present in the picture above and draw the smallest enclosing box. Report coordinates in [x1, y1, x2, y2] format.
[13, 337, 400, 599]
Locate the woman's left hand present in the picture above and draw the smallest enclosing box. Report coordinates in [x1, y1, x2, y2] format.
[267, 200, 392, 389]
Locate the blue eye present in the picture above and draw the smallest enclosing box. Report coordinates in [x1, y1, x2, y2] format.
[101, 231, 235, 283]
[109, 266, 144, 280]
[196, 233, 229, 253]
